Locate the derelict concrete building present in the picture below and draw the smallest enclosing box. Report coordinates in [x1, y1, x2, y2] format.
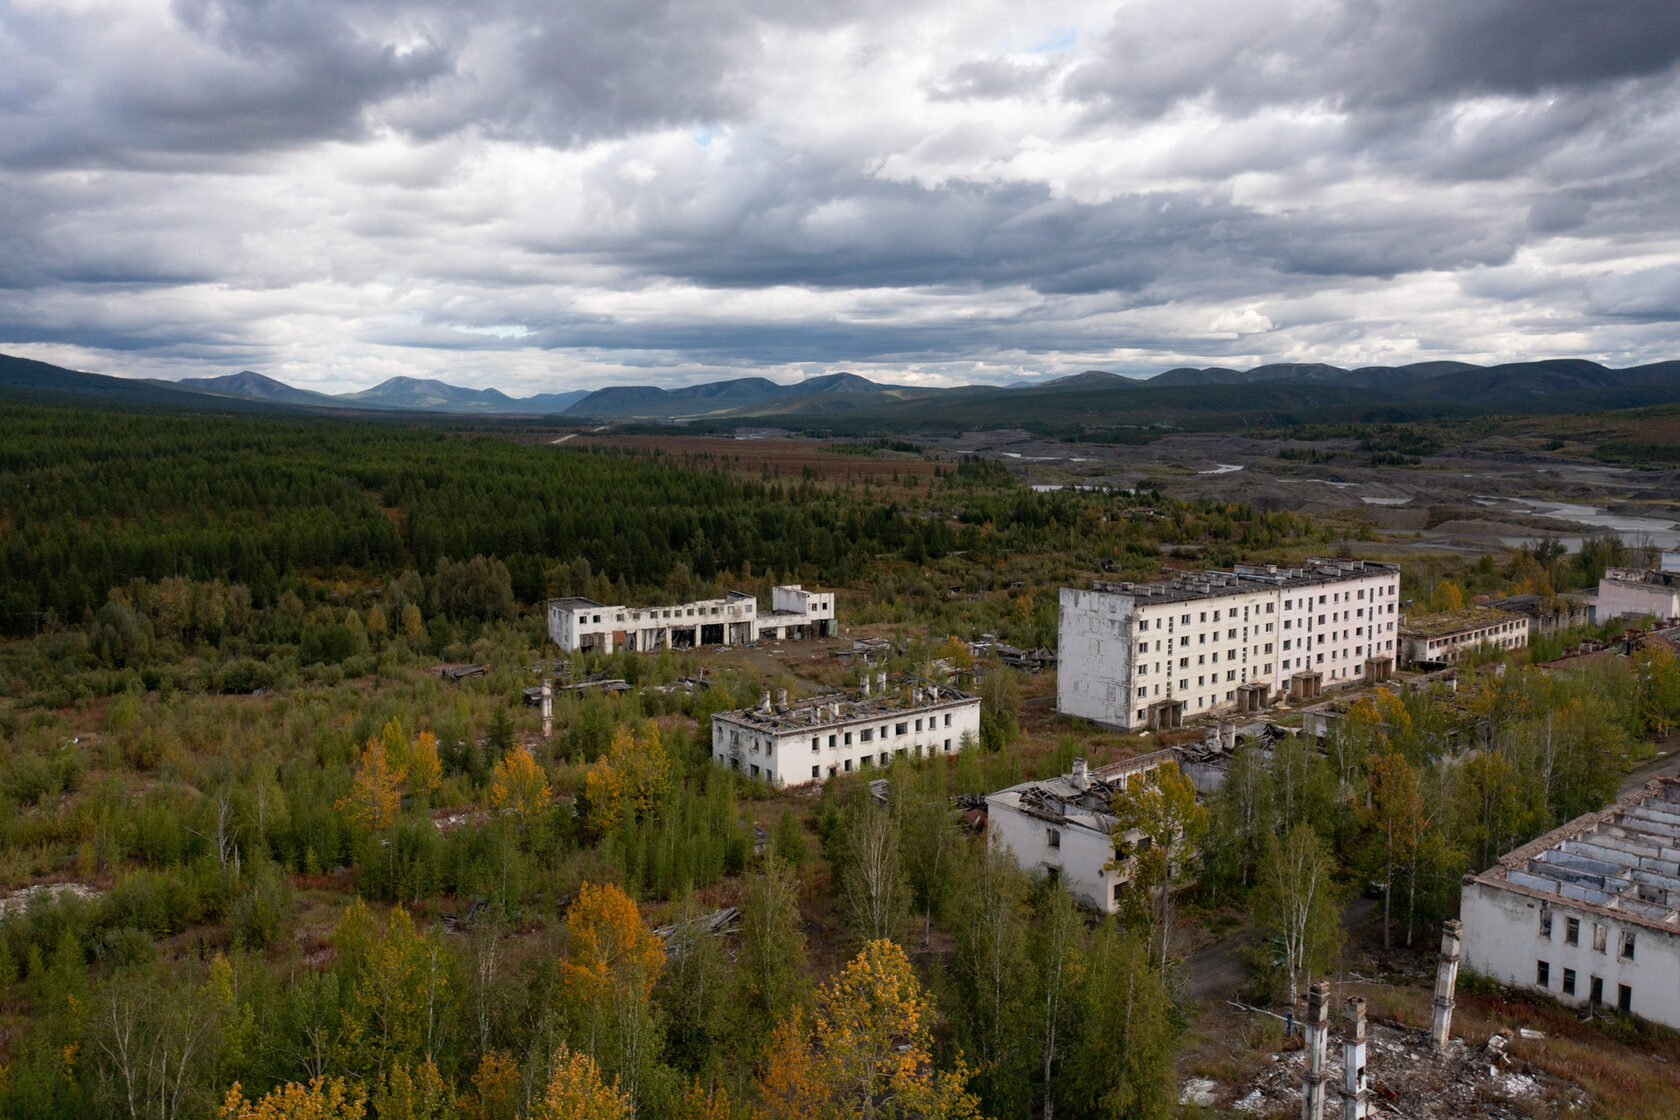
[710, 677, 979, 787]
[1461, 777, 1680, 1026]
[1057, 559, 1400, 731]
[986, 751, 1184, 914]
[548, 584, 835, 653]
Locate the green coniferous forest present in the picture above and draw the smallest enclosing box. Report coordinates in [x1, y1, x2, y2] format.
[3, 401, 1680, 1119]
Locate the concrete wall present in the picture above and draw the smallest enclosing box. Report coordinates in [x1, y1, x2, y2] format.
[1057, 587, 1137, 727]
[987, 801, 1125, 913]
[1461, 879, 1680, 1027]
[713, 698, 980, 787]
[1597, 577, 1680, 622]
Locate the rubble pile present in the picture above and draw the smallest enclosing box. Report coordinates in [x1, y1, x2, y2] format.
[1203, 1019, 1590, 1118]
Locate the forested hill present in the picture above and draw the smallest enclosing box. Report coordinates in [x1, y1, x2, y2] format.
[0, 402, 1140, 639]
[7, 351, 1680, 431]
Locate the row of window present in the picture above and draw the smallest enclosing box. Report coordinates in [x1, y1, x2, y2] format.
[1283, 584, 1396, 610]
[1534, 960, 1632, 1012]
[1541, 910, 1634, 958]
[1137, 602, 1273, 631]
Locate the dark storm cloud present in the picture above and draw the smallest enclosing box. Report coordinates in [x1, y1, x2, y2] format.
[1065, 0, 1680, 119]
[1, 0, 1679, 387]
[0, 1, 455, 167]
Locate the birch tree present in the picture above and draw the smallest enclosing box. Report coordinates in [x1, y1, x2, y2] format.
[1256, 823, 1342, 1006]
[840, 807, 908, 946]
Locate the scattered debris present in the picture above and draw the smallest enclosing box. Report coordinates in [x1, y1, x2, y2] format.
[442, 899, 487, 932]
[437, 664, 488, 682]
[1216, 1014, 1591, 1118]
[1178, 1078, 1217, 1107]
[653, 906, 741, 945]
[0, 882, 104, 919]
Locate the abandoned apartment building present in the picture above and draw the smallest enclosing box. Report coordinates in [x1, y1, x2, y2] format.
[547, 584, 835, 653]
[1596, 557, 1680, 624]
[1460, 777, 1680, 1029]
[1396, 606, 1529, 668]
[1057, 559, 1400, 732]
[986, 752, 1183, 913]
[709, 674, 981, 787]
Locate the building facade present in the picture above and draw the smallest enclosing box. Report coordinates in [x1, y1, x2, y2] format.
[710, 678, 979, 786]
[1057, 559, 1400, 731]
[1597, 567, 1680, 624]
[1461, 778, 1680, 1027]
[1397, 608, 1528, 667]
[986, 752, 1184, 914]
[548, 584, 834, 653]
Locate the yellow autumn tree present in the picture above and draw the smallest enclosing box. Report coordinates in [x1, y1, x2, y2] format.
[381, 717, 412, 772]
[759, 939, 981, 1120]
[527, 1045, 631, 1120]
[400, 603, 425, 644]
[458, 1050, 521, 1120]
[1430, 580, 1465, 612]
[583, 721, 671, 836]
[334, 904, 453, 1079]
[408, 731, 443, 796]
[559, 882, 665, 1104]
[1331, 689, 1415, 788]
[673, 1081, 736, 1120]
[489, 745, 551, 826]
[337, 740, 405, 831]
[218, 1076, 366, 1120]
[370, 1059, 454, 1120]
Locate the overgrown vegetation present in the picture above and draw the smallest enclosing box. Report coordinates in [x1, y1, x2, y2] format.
[2, 397, 1676, 1119]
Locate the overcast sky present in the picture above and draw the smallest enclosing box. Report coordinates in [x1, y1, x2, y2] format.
[4, 0, 1679, 395]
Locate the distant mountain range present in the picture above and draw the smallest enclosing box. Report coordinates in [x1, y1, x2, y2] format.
[177, 370, 592, 414]
[3, 352, 1679, 431]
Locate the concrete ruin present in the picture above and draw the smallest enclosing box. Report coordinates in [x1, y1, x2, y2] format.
[985, 750, 1186, 914]
[547, 584, 835, 653]
[710, 678, 979, 787]
[1461, 776, 1680, 1028]
[1431, 919, 1461, 1050]
[1299, 981, 1331, 1120]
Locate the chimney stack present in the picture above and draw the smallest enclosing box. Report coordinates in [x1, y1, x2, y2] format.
[1071, 757, 1089, 791]
[862, 674, 871, 697]
[760, 690, 771, 713]
[777, 688, 788, 708]
[877, 671, 887, 693]
[541, 678, 553, 740]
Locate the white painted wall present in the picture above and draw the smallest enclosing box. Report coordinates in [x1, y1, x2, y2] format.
[1057, 586, 1136, 727]
[1597, 574, 1680, 621]
[712, 697, 980, 787]
[987, 800, 1126, 913]
[1461, 880, 1680, 1027]
[1058, 566, 1401, 729]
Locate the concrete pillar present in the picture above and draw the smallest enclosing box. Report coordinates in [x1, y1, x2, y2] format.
[1301, 980, 1331, 1120]
[1430, 920, 1462, 1050]
[541, 679, 553, 740]
[1340, 996, 1368, 1120]
[877, 671, 887, 693]
[862, 674, 871, 696]
[1221, 720, 1236, 751]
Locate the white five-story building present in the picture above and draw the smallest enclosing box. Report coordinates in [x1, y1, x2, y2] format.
[1058, 559, 1401, 731]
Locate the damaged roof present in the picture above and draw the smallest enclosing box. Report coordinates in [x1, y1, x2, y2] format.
[1472, 777, 1680, 930]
